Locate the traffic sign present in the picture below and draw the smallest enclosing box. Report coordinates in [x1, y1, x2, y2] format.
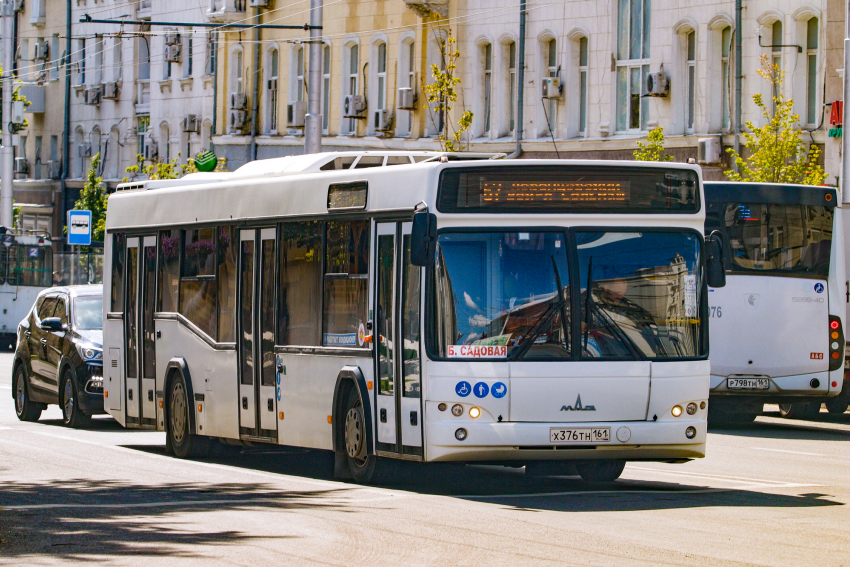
[67, 210, 92, 246]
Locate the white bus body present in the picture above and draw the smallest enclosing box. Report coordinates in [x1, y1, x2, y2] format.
[0, 232, 53, 350]
[704, 182, 847, 420]
[103, 152, 716, 483]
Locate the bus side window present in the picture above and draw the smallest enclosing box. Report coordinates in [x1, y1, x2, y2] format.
[179, 228, 218, 340]
[217, 226, 238, 343]
[279, 221, 323, 346]
[111, 233, 126, 312]
[158, 230, 180, 313]
[323, 220, 370, 347]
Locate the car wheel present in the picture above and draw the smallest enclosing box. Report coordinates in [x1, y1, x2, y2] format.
[824, 397, 849, 415]
[167, 375, 211, 459]
[60, 369, 91, 429]
[344, 390, 380, 484]
[14, 365, 42, 422]
[575, 460, 626, 483]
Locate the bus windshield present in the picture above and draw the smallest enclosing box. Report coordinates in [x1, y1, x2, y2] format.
[708, 203, 832, 277]
[432, 230, 705, 360]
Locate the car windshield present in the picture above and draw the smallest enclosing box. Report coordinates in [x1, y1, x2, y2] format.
[433, 232, 571, 360]
[74, 295, 103, 330]
[707, 203, 833, 277]
[577, 231, 704, 358]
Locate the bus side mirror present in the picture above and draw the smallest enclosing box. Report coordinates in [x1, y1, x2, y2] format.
[410, 212, 437, 267]
[705, 233, 726, 289]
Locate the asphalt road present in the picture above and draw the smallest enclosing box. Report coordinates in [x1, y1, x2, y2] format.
[0, 351, 847, 566]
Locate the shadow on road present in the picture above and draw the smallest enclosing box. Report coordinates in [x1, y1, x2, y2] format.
[35, 416, 150, 432]
[0, 478, 348, 559]
[709, 417, 850, 441]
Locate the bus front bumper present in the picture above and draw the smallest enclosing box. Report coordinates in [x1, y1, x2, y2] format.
[424, 418, 706, 463]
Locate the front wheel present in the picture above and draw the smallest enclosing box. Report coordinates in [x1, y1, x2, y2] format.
[14, 365, 42, 422]
[575, 460, 626, 483]
[61, 370, 91, 429]
[167, 375, 212, 459]
[343, 391, 380, 484]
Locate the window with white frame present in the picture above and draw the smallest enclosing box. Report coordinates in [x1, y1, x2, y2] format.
[268, 47, 279, 132]
[51, 35, 60, 81]
[136, 116, 150, 160]
[721, 26, 731, 130]
[397, 39, 415, 136]
[323, 44, 331, 133]
[113, 36, 122, 81]
[376, 42, 387, 110]
[78, 39, 86, 85]
[292, 45, 305, 102]
[205, 32, 216, 76]
[686, 31, 696, 133]
[545, 39, 557, 134]
[483, 42, 492, 135]
[233, 48, 243, 95]
[160, 124, 170, 162]
[164, 35, 172, 80]
[771, 20, 782, 111]
[508, 41, 517, 134]
[94, 35, 104, 84]
[184, 31, 193, 78]
[806, 17, 818, 126]
[579, 37, 588, 135]
[426, 35, 446, 137]
[138, 37, 150, 81]
[616, 0, 650, 132]
[344, 43, 359, 134]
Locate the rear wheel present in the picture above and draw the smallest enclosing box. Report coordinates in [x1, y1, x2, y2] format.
[14, 365, 41, 422]
[167, 375, 212, 458]
[344, 390, 380, 484]
[60, 369, 91, 429]
[575, 460, 626, 483]
[779, 402, 821, 420]
[824, 398, 849, 415]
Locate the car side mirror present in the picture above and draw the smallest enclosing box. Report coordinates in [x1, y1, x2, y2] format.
[705, 232, 726, 289]
[410, 212, 437, 267]
[40, 317, 64, 331]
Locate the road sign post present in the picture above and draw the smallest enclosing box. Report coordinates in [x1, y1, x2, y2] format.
[67, 210, 92, 285]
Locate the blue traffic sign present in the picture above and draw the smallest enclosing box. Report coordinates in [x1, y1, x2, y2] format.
[67, 210, 92, 246]
[473, 382, 489, 398]
[455, 381, 471, 397]
[491, 382, 507, 398]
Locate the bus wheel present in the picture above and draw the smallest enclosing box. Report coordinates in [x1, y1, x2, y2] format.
[14, 365, 42, 422]
[167, 376, 212, 459]
[824, 398, 849, 414]
[60, 370, 91, 429]
[575, 460, 626, 483]
[344, 391, 378, 484]
[779, 403, 821, 420]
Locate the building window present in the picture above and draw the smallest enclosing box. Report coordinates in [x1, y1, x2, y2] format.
[806, 17, 818, 126]
[94, 35, 104, 84]
[686, 31, 696, 133]
[483, 43, 492, 135]
[51, 35, 60, 81]
[344, 43, 359, 134]
[376, 42, 387, 111]
[322, 44, 331, 133]
[616, 0, 651, 132]
[78, 39, 86, 85]
[721, 26, 731, 130]
[205, 32, 216, 76]
[268, 48, 279, 132]
[184, 33, 193, 78]
[771, 20, 782, 111]
[397, 39, 415, 137]
[138, 37, 150, 81]
[545, 39, 557, 134]
[508, 41, 517, 134]
[579, 37, 588, 135]
[160, 124, 170, 162]
[234, 48, 243, 94]
[113, 36, 122, 81]
[292, 45, 305, 102]
[137, 116, 150, 159]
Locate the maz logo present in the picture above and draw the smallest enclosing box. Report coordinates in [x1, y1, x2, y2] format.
[560, 395, 596, 411]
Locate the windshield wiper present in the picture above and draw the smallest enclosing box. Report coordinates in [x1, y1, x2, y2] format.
[508, 256, 568, 361]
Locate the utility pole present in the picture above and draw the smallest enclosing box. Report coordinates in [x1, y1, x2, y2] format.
[1, 0, 14, 229]
[304, 0, 323, 155]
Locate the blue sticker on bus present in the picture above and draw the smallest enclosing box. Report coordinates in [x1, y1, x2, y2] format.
[277, 389, 281, 401]
[815, 283, 824, 293]
[491, 382, 507, 398]
[455, 381, 471, 397]
[473, 382, 489, 398]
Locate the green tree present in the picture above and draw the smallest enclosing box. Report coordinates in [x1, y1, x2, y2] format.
[633, 126, 673, 162]
[423, 33, 473, 152]
[123, 153, 197, 182]
[75, 152, 108, 244]
[725, 55, 826, 185]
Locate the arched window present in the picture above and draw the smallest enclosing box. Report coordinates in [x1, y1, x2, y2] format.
[507, 41, 517, 134]
[322, 43, 331, 133]
[805, 17, 818, 125]
[482, 42, 492, 135]
[376, 41, 387, 110]
[342, 42, 359, 134]
[396, 38, 415, 137]
[721, 26, 731, 130]
[686, 31, 696, 133]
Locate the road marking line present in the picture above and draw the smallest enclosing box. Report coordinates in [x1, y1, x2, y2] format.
[753, 447, 827, 457]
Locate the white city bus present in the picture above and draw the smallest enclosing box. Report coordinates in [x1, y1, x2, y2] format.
[0, 229, 53, 350]
[704, 181, 848, 421]
[102, 151, 724, 484]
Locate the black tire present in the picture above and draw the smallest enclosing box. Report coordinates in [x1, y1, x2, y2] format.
[824, 397, 849, 415]
[13, 365, 42, 422]
[779, 402, 821, 420]
[343, 390, 380, 484]
[60, 369, 92, 429]
[575, 460, 626, 483]
[167, 375, 212, 459]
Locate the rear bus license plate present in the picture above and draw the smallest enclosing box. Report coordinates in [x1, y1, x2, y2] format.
[550, 427, 610, 443]
[727, 378, 770, 390]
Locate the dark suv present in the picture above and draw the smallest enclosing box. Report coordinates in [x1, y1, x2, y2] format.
[12, 285, 104, 428]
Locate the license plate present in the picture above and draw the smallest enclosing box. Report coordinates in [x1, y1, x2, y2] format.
[550, 427, 610, 443]
[727, 378, 770, 390]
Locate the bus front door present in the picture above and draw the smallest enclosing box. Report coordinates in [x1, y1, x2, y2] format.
[125, 235, 157, 427]
[237, 228, 278, 441]
[375, 222, 423, 459]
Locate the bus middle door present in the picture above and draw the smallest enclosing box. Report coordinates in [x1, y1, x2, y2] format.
[375, 222, 423, 459]
[125, 236, 158, 427]
[237, 228, 278, 441]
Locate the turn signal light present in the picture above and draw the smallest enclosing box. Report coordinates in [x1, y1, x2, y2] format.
[828, 316, 844, 371]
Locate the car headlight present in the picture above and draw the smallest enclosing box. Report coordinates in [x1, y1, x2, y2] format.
[76, 343, 103, 360]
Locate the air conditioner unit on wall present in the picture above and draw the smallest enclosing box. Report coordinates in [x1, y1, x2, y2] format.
[230, 109, 248, 131]
[34, 41, 49, 61]
[12, 0, 24, 13]
[286, 101, 307, 128]
[84, 86, 101, 105]
[397, 87, 416, 110]
[165, 44, 182, 63]
[102, 81, 119, 100]
[79, 143, 92, 158]
[182, 114, 200, 133]
[373, 109, 392, 132]
[249, 0, 270, 6]
[541, 77, 562, 99]
[645, 72, 669, 97]
[11, 100, 24, 124]
[231, 92, 248, 110]
[47, 160, 61, 180]
[698, 137, 722, 165]
[164, 32, 181, 46]
[14, 158, 28, 175]
[343, 95, 366, 118]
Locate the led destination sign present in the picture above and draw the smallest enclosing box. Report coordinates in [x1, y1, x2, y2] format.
[438, 166, 699, 213]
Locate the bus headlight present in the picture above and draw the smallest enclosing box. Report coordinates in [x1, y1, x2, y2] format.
[469, 407, 481, 419]
[686, 402, 697, 415]
[451, 404, 463, 416]
[671, 405, 683, 417]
